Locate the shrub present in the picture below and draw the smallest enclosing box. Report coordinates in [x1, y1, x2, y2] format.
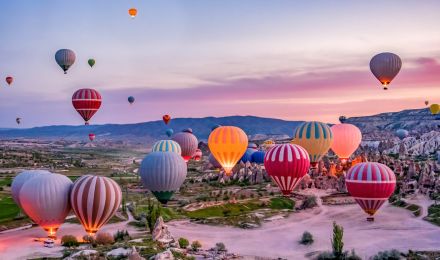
[178, 237, 189, 249]
[61, 235, 79, 247]
[95, 232, 115, 245]
[215, 242, 226, 252]
[114, 229, 131, 242]
[299, 231, 314, 245]
[191, 240, 202, 251]
[301, 196, 318, 209]
[82, 234, 95, 244]
[332, 222, 344, 258]
[371, 249, 402, 260]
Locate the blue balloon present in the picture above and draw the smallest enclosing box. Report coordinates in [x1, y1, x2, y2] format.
[128, 96, 135, 104]
[240, 148, 256, 163]
[396, 129, 409, 140]
[251, 150, 265, 164]
[166, 128, 174, 137]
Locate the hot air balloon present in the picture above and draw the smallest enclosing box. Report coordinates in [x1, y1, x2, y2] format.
[72, 88, 102, 125]
[70, 175, 122, 235]
[430, 104, 440, 115]
[395, 129, 409, 140]
[11, 170, 50, 208]
[425, 100, 429, 106]
[152, 140, 182, 155]
[89, 133, 96, 142]
[250, 150, 265, 164]
[166, 128, 174, 137]
[262, 139, 275, 151]
[5, 76, 13, 85]
[338, 116, 347, 123]
[208, 126, 248, 175]
[163, 115, 171, 125]
[211, 124, 221, 131]
[55, 49, 76, 74]
[20, 173, 73, 237]
[369, 52, 402, 90]
[264, 144, 310, 196]
[139, 152, 187, 204]
[208, 153, 222, 169]
[193, 149, 202, 161]
[16, 117, 21, 125]
[346, 162, 396, 220]
[330, 123, 362, 162]
[248, 142, 258, 150]
[128, 8, 137, 18]
[128, 96, 135, 104]
[172, 130, 198, 162]
[240, 148, 256, 163]
[88, 59, 95, 68]
[292, 121, 333, 168]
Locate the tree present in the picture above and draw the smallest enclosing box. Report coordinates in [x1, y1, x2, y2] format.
[95, 232, 115, 245]
[215, 242, 226, 252]
[61, 235, 79, 247]
[331, 222, 344, 258]
[299, 231, 314, 245]
[145, 198, 162, 233]
[191, 240, 202, 251]
[178, 237, 189, 249]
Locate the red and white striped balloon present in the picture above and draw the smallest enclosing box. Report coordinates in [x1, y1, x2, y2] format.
[346, 162, 396, 217]
[264, 144, 310, 196]
[70, 175, 122, 235]
[72, 88, 102, 125]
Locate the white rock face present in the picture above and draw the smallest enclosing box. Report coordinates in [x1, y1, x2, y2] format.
[152, 216, 174, 244]
[65, 250, 98, 260]
[384, 131, 440, 155]
[153, 249, 174, 260]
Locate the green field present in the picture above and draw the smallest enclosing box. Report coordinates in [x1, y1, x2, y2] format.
[424, 204, 440, 226]
[0, 177, 12, 187]
[0, 197, 20, 223]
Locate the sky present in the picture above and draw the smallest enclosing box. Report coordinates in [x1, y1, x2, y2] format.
[0, 0, 439, 127]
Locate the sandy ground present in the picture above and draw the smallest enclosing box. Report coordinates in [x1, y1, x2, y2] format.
[168, 195, 440, 259]
[1, 195, 439, 260]
[0, 211, 139, 260]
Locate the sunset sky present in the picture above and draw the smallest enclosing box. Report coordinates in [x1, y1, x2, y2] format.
[0, 0, 439, 127]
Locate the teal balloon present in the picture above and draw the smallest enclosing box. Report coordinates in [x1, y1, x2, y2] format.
[139, 152, 187, 204]
[152, 140, 181, 155]
[166, 128, 174, 137]
[128, 96, 135, 104]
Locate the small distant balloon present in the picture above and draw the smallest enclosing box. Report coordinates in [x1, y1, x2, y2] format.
[369, 52, 402, 90]
[16, 117, 21, 125]
[430, 104, 439, 115]
[395, 129, 409, 140]
[55, 49, 76, 74]
[339, 116, 347, 123]
[89, 133, 96, 142]
[425, 100, 429, 106]
[166, 128, 174, 137]
[88, 59, 95, 68]
[128, 8, 137, 18]
[5, 76, 13, 85]
[128, 96, 135, 104]
[163, 115, 171, 125]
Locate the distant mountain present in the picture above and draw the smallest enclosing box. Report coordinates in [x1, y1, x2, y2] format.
[0, 116, 303, 142]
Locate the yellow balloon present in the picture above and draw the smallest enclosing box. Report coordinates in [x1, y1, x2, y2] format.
[292, 121, 333, 168]
[430, 104, 439, 115]
[208, 126, 248, 176]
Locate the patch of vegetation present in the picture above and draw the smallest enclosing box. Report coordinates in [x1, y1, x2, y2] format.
[178, 237, 189, 249]
[299, 231, 314, 245]
[269, 197, 295, 210]
[171, 250, 196, 260]
[191, 240, 202, 251]
[0, 177, 12, 187]
[301, 195, 318, 209]
[185, 201, 261, 219]
[114, 229, 131, 242]
[0, 197, 20, 223]
[95, 232, 115, 245]
[423, 204, 440, 226]
[316, 222, 362, 260]
[61, 235, 79, 247]
[371, 249, 402, 260]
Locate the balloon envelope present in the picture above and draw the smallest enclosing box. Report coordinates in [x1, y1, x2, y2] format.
[89, 133, 96, 142]
[292, 121, 333, 168]
[16, 117, 21, 125]
[152, 140, 182, 155]
[346, 162, 396, 217]
[330, 123, 362, 161]
[128, 8, 137, 17]
[163, 115, 171, 125]
[11, 170, 50, 208]
[240, 148, 256, 163]
[128, 96, 135, 104]
[5, 76, 13, 85]
[250, 150, 265, 164]
[172, 131, 198, 162]
[139, 152, 187, 204]
[395, 129, 409, 140]
[88, 59, 95, 68]
[72, 88, 102, 125]
[55, 49, 76, 74]
[193, 149, 202, 161]
[338, 116, 347, 123]
[70, 175, 122, 235]
[208, 126, 248, 175]
[369, 52, 402, 90]
[166, 128, 174, 137]
[430, 104, 440, 115]
[20, 173, 73, 237]
[264, 144, 310, 196]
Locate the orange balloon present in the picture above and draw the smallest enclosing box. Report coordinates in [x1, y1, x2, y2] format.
[330, 123, 362, 162]
[128, 8, 137, 18]
[208, 126, 248, 176]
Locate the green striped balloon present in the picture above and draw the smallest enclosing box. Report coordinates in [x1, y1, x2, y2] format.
[152, 140, 182, 155]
